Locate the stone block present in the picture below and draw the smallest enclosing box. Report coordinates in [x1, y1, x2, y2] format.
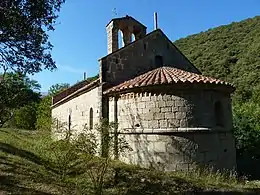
[161, 107, 171, 113]
[137, 102, 146, 108]
[178, 106, 189, 112]
[153, 142, 166, 153]
[141, 120, 149, 128]
[175, 100, 184, 107]
[142, 113, 153, 120]
[166, 143, 181, 154]
[180, 119, 188, 127]
[146, 135, 159, 142]
[158, 101, 166, 107]
[172, 106, 178, 112]
[157, 94, 163, 100]
[175, 112, 186, 120]
[150, 107, 160, 113]
[159, 119, 168, 128]
[146, 101, 156, 108]
[148, 120, 159, 128]
[165, 112, 175, 119]
[167, 119, 180, 128]
[154, 113, 165, 120]
[142, 96, 151, 101]
[151, 95, 157, 101]
[169, 153, 183, 163]
[166, 101, 175, 107]
[142, 108, 150, 113]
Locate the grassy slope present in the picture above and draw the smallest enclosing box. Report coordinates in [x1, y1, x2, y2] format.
[0, 129, 260, 195]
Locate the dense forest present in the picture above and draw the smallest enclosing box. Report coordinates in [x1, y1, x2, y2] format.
[175, 16, 260, 103]
[175, 16, 260, 178]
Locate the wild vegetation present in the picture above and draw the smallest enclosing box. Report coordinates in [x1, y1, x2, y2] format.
[175, 16, 260, 104]
[1, 124, 260, 195]
[1, 0, 260, 193]
[175, 16, 260, 178]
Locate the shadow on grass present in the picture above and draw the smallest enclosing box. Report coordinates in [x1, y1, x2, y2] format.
[0, 142, 69, 194]
[1, 140, 260, 195]
[0, 175, 53, 195]
[0, 142, 60, 174]
[0, 142, 47, 166]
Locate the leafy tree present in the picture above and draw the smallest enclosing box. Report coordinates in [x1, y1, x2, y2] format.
[233, 102, 260, 159]
[0, 73, 41, 127]
[48, 83, 70, 96]
[36, 95, 52, 130]
[0, 0, 65, 74]
[174, 16, 260, 103]
[12, 103, 38, 130]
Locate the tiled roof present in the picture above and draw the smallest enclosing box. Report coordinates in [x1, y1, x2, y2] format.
[104, 66, 234, 94]
[52, 78, 100, 107]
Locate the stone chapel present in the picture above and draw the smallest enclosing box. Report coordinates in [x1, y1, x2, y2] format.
[52, 15, 237, 171]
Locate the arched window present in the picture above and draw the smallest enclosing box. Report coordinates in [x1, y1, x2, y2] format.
[131, 33, 135, 42]
[118, 29, 124, 48]
[155, 55, 163, 68]
[89, 107, 93, 130]
[215, 101, 224, 127]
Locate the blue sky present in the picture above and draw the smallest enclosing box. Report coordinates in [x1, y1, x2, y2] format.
[31, 0, 260, 92]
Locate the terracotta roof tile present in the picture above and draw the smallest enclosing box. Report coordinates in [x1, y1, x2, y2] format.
[104, 66, 234, 94]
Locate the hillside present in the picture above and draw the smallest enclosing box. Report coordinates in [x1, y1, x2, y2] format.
[175, 16, 260, 103]
[1, 128, 260, 194]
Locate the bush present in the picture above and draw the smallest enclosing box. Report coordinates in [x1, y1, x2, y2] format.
[36, 95, 52, 130]
[12, 103, 38, 130]
[233, 102, 260, 159]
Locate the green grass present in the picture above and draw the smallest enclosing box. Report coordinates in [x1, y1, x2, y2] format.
[0, 128, 260, 195]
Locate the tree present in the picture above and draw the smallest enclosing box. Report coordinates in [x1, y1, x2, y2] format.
[0, 0, 65, 74]
[174, 16, 260, 104]
[12, 102, 38, 130]
[0, 73, 41, 127]
[233, 102, 260, 159]
[48, 83, 70, 96]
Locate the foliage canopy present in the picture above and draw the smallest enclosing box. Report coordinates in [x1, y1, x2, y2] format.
[0, 0, 65, 74]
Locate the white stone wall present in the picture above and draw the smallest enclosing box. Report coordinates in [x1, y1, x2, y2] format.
[111, 91, 232, 131]
[108, 90, 236, 171]
[52, 87, 100, 137]
[120, 132, 236, 171]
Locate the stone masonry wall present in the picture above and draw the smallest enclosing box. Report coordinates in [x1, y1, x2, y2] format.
[119, 132, 236, 171]
[52, 87, 100, 137]
[101, 30, 200, 86]
[108, 89, 236, 171]
[112, 90, 232, 131]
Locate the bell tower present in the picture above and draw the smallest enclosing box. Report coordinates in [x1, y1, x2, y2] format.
[106, 15, 147, 54]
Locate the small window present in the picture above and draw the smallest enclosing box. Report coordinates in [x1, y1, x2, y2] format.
[68, 114, 71, 130]
[89, 107, 93, 130]
[56, 119, 59, 130]
[215, 101, 224, 127]
[155, 55, 163, 68]
[144, 43, 147, 50]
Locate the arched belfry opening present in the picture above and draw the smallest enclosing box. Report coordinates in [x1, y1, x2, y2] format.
[106, 15, 147, 54]
[118, 29, 124, 48]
